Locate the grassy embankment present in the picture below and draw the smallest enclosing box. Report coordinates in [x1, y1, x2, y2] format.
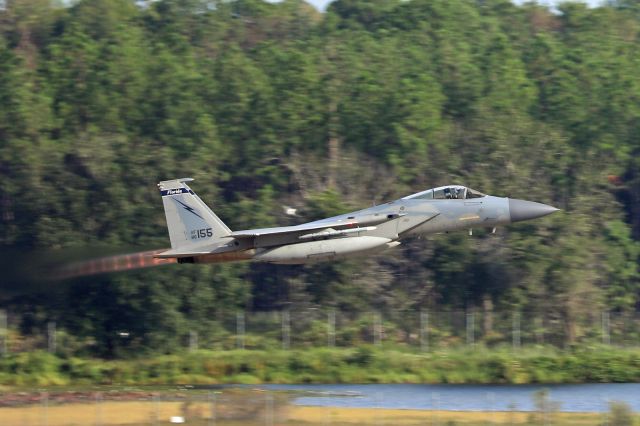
[1, 345, 639, 386]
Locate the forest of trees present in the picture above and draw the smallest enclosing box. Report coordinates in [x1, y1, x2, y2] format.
[0, 0, 639, 357]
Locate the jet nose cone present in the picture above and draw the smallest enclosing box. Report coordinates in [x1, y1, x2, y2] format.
[509, 199, 559, 223]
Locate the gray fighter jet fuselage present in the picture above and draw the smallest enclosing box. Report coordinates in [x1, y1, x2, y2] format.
[155, 179, 558, 265]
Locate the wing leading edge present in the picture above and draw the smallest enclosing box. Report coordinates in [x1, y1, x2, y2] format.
[228, 219, 363, 239]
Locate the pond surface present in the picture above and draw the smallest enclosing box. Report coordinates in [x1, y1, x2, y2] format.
[256, 383, 640, 412]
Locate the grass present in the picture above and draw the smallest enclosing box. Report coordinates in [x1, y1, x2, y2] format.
[1, 344, 639, 386]
[291, 407, 612, 425]
[0, 402, 630, 425]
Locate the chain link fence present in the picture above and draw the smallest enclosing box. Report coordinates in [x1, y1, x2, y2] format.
[1, 308, 639, 355]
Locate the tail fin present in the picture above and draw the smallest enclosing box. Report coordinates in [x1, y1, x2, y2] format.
[158, 178, 231, 249]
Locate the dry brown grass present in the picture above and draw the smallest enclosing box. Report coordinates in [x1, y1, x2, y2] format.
[0, 401, 203, 425]
[0, 401, 622, 426]
[290, 406, 607, 425]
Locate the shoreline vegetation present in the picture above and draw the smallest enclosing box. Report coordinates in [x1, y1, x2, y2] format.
[1, 345, 639, 387]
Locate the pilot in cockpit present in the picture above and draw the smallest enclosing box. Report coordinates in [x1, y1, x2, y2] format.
[445, 187, 464, 199]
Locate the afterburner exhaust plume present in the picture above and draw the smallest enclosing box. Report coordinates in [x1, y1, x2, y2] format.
[53, 249, 176, 280]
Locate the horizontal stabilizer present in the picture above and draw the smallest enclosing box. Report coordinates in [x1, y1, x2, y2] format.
[154, 241, 239, 259]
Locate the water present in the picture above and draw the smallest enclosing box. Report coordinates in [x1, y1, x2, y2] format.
[256, 383, 640, 412]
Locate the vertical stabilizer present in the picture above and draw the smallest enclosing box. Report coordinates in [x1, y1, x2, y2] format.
[158, 178, 231, 249]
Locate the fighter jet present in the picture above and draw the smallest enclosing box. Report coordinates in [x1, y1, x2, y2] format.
[154, 178, 558, 265]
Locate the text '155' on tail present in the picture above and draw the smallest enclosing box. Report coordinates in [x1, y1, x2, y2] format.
[158, 178, 231, 249]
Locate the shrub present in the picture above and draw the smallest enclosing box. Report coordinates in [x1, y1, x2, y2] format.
[607, 401, 633, 426]
[346, 346, 374, 366]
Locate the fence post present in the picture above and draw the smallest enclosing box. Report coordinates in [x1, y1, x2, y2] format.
[375, 392, 384, 426]
[327, 310, 335, 348]
[487, 391, 495, 425]
[420, 310, 429, 352]
[466, 311, 474, 347]
[535, 316, 544, 345]
[282, 310, 290, 350]
[265, 393, 274, 426]
[95, 391, 103, 426]
[208, 391, 216, 426]
[47, 321, 56, 354]
[189, 330, 198, 352]
[42, 391, 49, 426]
[373, 312, 382, 346]
[431, 392, 440, 426]
[152, 393, 160, 426]
[236, 312, 245, 350]
[512, 311, 521, 350]
[602, 311, 610, 345]
[324, 403, 332, 426]
[0, 309, 6, 356]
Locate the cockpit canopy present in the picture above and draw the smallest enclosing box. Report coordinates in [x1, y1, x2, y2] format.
[403, 185, 486, 200]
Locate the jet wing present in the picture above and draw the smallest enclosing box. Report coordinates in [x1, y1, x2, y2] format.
[229, 212, 410, 239]
[229, 219, 362, 239]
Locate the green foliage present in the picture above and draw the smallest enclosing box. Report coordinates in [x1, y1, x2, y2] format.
[0, 351, 65, 386]
[0, 0, 639, 358]
[1, 346, 640, 386]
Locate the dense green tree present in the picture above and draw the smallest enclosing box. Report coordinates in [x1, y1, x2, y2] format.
[0, 0, 639, 355]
